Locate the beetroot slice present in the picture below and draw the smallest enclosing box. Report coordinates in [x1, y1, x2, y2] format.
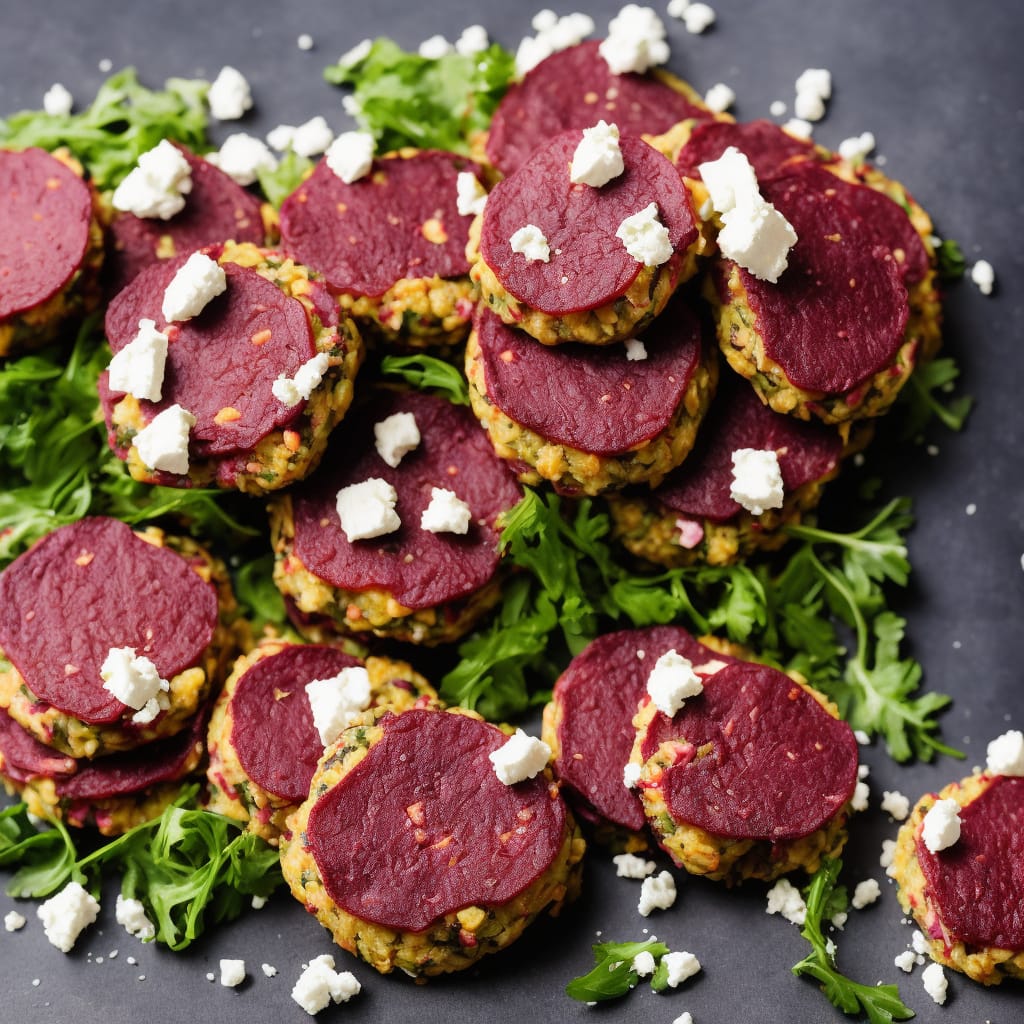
[673, 118, 819, 182]
[475, 297, 701, 455]
[230, 645, 362, 803]
[0, 518, 218, 724]
[0, 147, 92, 319]
[0, 710, 78, 783]
[480, 131, 696, 316]
[106, 145, 265, 294]
[917, 775, 1024, 950]
[643, 662, 858, 841]
[306, 709, 566, 931]
[654, 373, 843, 521]
[553, 626, 740, 833]
[279, 150, 482, 298]
[486, 40, 714, 175]
[103, 254, 319, 457]
[290, 389, 521, 610]
[735, 168, 909, 394]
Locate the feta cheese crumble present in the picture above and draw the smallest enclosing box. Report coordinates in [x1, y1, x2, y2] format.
[37, 882, 100, 952]
[43, 82, 74, 116]
[921, 961, 948, 1005]
[613, 852, 656, 879]
[133, 404, 196, 476]
[662, 950, 701, 986]
[794, 67, 831, 123]
[851, 780, 870, 811]
[4, 910, 26, 932]
[115, 895, 155, 940]
[615, 203, 673, 266]
[488, 728, 551, 785]
[646, 648, 703, 716]
[325, 130, 375, 184]
[570, 120, 624, 188]
[455, 25, 489, 56]
[625, 338, 648, 361]
[970, 259, 996, 295]
[632, 950, 657, 976]
[765, 878, 806, 925]
[418, 34, 453, 59]
[730, 448, 784, 515]
[894, 949, 917, 973]
[335, 478, 401, 542]
[107, 319, 168, 402]
[599, 5, 670, 76]
[272, 352, 331, 408]
[373, 411, 421, 468]
[510, 224, 551, 262]
[986, 729, 1024, 775]
[111, 139, 193, 220]
[703, 82, 735, 114]
[638, 870, 677, 916]
[297, 33, 314, 51]
[420, 487, 473, 535]
[207, 66, 253, 121]
[514, 12, 596, 78]
[921, 797, 962, 853]
[100, 647, 170, 723]
[838, 131, 876, 163]
[281, 116, 335, 158]
[291, 954, 361, 1016]
[305, 667, 373, 747]
[679, 2, 716, 35]
[623, 761, 642, 788]
[851, 878, 881, 910]
[456, 171, 488, 217]
[219, 958, 246, 988]
[880, 789, 911, 821]
[161, 251, 227, 322]
[207, 132, 278, 186]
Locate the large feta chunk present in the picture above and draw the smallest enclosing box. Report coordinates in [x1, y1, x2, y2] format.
[514, 12, 596, 78]
[632, 950, 657, 976]
[133, 404, 196, 476]
[455, 25, 489, 56]
[921, 797, 961, 853]
[718, 202, 796, 282]
[291, 954, 361, 1016]
[206, 132, 278, 186]
[37, 881, 100, 952]
[612, 852, 656, 879]
[704, 82, 735, 114]
[509, 224, 550, 262]
[921, 962, 947, 1005]
[4, 910, 27, 932]
[637, 869, 676, 916]
[456, 171, 488, 217]
[373, 411, 421, 468]
[698, 146, 759, 215]
[420, 487, 473, 535]
[207, 66, 253, 121]
[646, 648, 703, 716]
[325, 131, 375, 184]
[100, 647, 170, 722]
[662, 950, 701, 987]
[418, 34, 453, 59]
[570, 120, 624, 188]
[305, 667, 373, 747]
[765, 877, 806, 925]
[851, 878, 881, 909]
[729, 448, 785, 514]
[986, 729, 1024, 775]
[107, 319, 169, 402]
[880, 789, 911, 821]
[488, 728, 551, 785]
[161, 251, 227, 322]
[111, 139, 193, 220]
[335, 478, 400, 541]
[115, 894, 155, 940]
[283, 116, 334, 158]
[599, 5, 670, 75]
[970, 259, 996, 296]
[219, 958, 246, 988]
[616, 202, 673, 267]
[272, 352, 331, 408]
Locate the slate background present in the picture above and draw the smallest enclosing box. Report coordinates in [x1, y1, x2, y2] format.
[1, 2, 1022, 1022]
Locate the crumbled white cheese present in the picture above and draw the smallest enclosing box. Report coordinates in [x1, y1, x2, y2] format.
[290, 116, 334, 157]
[262, 963, 279, 977]
[207, 66, 253, 121]
[719, 202, 797, 282]
[111, 139, 193, 220]
[730, 448, 785, 515]
[662, 950, 701, 986]
[291, 954, 360, 1016]
[646, 648, 703, 716]
[4, 910, 26, 932]
[625, 338, 648, 361]
[115, 894, 155, 940]
[986, 729, 1024, 775]
[783, 117, 813, 139]
[456, 171, 488, 217]
[272, 352, 331, 408]
[794, 67, 831, 123]
[879, 838, 897, 870]
[297, 34, 314, 51]
[681, 3, 716, 34]
[921, 961, 947, 1005]
[838, 131, 876, 163]
[599, 5, 670, 76]
[671, 1014, 695, 1024]
[161, 251, 226, 322]
[698, 147, 759, 216]
[305, 667, 373, 747]
[880, 790, 911, 821]
[337, 39, 372, 70]
[510, 224, 551, 262]
[133, 404, 196, 476]
[418, 34, 453, 59]
[100, 647, 169, 722]
[206, 132, 278, 186]
[613, 852, 657, 879]
[794, 91, 826, 122]
[854, 729, 871, 745]
[373, 411, 421, 468]
[335, 478, 401, 542]
[251, 894, 267, 910]
[765, 878, 807, 925]
[894, 950, 917, 973]
[638, 870, 677, 916]
[570, 120, 624, 188]
[420, 487, 473, 535]
[911, 930, 930, 955]
[37, 882, 100, 953]
[325, 130, 375, 184]
[488, 729, 551, 785]
[43, 82, 74, 116]
[616, 202, 673, 266]
[623, 762, 642, 789]
[514, 12, 595, 78]
[851, 780, 870, 811]
[703, 82, 735, 114]
[831, 911, 848, 930]
[632, 950, 657, 977]
[921, 797, 962, 853]
[769, 99, 787, 117]
[851, 878, 881, 910]
[970, 259, 996, 296]
[107, 319, 168, 402]
[455, 25, 489, 56]
[219, 958, 246, 988]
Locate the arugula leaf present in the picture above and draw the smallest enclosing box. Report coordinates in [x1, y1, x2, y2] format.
[899, 357, 973, 438]
[324, 38, 515, 155]
[233, 551, 293, 635]
[380, 353, 470, 406]
[0, 805, 79, 898]
[793, 858, 914, 1023]
[566, 939, 670, 1002]
[934, 238, 966, 282]
[0, 68, 209, 188]
[256, 148, 313, 208]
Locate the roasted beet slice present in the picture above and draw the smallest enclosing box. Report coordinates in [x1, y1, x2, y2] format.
[673, 118, 819, 182]
[0, 710, 78, 783]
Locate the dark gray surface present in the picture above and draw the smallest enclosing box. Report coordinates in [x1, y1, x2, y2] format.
[2, 1, 1022, 1021]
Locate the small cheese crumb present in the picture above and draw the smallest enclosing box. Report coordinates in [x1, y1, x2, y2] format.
[570, 120, 624, 188]
[305, 667, 373, 747]
[37, 882, 100, 952]
[207, 66, 253, 121]
[291, 954, 360, 1015]
[850, 780, 870, 811]
[599, 5, 670, 75]
[455, 25, 489, 56]
[880, 789, 911, 821]
[679, 3, 715, 35]
[730, 448, 784, 515]
[510, 224, 551, 262]
[297, 33, 314, 51]
[272, 352, 331, 408]
[374, 411, 421, 468]
[613, 852, 656, 879]
[220, 958, 246, 988]
[206, 133, 278, 186]
[456, 171, 488, 217]
[765, 878, 806, 925]
[133, 404, 196, 476]
[335, 478, 400, 541]
[632, 950, 657, 977]
[879, 838, 897, 870]
[838, 131, 876, 163]
[986, 729, 1024, 775]
[616, 202, 673, 266]
[794, 67, 831, 123]
[662, 950, 701, 986]
[625, 338, 648, 361]
[290, 116, 334, 157]
[418, 34, 453, 59]
[783, 117, 813, 139]
[646, 648, 702, 716]
[894, 950, 917, 973]
[115, 895, 155, 940]
[703, 82, 735, 114]
[623, 762, 642, 789]
[851, 878, 881, 910]
[672, 1014, 695, 1024]
[107, 319, 169, 402]
[5, 910, 26, 932]
[161, 251, 227, 322]
[43, 82, 74, 116]
[911, 930, 930, 955]
[420, 487, 473, 535]
[638, 870, 676, 916]
[921, 961, 947, 1005]
[337, 39, 372, 70]
[921, 798, 962, 853]
[488, 729, 551, 785]
[100, 647, 170, 722]
[854, 729, 871, 745]
[970, 259, 996, 295]
[262, 963, 279, 977]
[514, 12, 595, 78]
[769, 99, 787, 117]
[111, 139, 193, 220]
[831, 911, 848, 930]
[325, 131, 375, 184]
[251, 894, 267, 910]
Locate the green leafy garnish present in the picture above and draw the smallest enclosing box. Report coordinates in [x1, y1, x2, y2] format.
[793, 858, 915, 1023]
[899, 357, 973, 438]
[233, 551, 293, 635]
[566, 939, 670, 1002]
[256, 148, 314, 208]
[380, 353, 471, 405]
[934, 238, 966, 282]
[324, 38, 515, 154]
[1, 790, 282, 950]
[0, 68, 209, 188]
